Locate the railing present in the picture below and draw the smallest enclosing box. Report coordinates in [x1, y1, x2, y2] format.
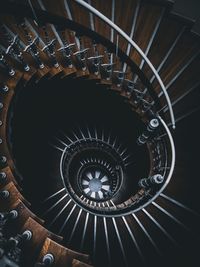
[58, 116, 175, 217]
[0, 0, 176, 215]
[75, 0, 176, 130]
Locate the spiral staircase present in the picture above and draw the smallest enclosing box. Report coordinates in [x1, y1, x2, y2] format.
[0, 0, 200, 266]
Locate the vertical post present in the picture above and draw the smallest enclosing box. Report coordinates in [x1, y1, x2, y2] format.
[137, 119, 159, 145]
[138, 174, 164, 188]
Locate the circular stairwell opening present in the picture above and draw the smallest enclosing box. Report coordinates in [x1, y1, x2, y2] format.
[8, 75, 151, 216]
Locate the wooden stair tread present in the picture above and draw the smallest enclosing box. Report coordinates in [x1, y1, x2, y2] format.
[69, 1, 90, 29]
[5, 199, 44, 236]
[0, 181, 30, 211]
[0, 1, 199, 267]
[92, 0, 112, 40]
[35, 66, 51, 83]
[22, 217, 63, 243]
[14, 199, 44, 225]
[114, 0, 139, 53]
[0, 166, 20, 188]
[72, 259, 93, 267]
[129, 2, 165, 66]
[75, 69, 90, 78]
[142, 17, 186, 78]
[38, 237, 90, 266]
[21, 217, 63, 264]
[61, 66, 78, 78]
[88, 73, 101, 81]
[154, 32, 200, 89]
[41, 0, 66, 18]
[0, 83, 15, 170]
[161, 56, 200, 102]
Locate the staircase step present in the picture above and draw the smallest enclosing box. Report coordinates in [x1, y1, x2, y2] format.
[38, 237, 91, 267]
[0, 166, 20, 188]
[5, 199, 44, 235]
[92, 0, 112, 40]
[61, 66, 77, 79]
[154, 32, 200, 91]
[72, 259, 93, 267]
[0, 1, 200, 267]
[21, 217, 63, 264]
[35, 66, 51, 83]
[68, 1, 91, 29]
[142, 15, 188, 79]
[129, 2, 166, 66]
[0, 181, 30, 211]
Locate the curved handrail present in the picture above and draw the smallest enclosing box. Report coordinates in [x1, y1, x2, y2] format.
[74, 0, 176, 129]
[59, 117, 175, 217]
[0, 0, 162, 112]
[0, 0, 175, 215]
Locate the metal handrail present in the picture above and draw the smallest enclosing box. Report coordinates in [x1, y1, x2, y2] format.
[74, 0, 176, 129]
[59, 116, 175, 216]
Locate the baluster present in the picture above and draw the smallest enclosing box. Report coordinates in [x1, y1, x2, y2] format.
[1, 84, 9, 93]
[114, 70, 125, 87]
[0, 172, 7, 184]
[0, 190, 10, 199]
[0, 24, 30, 72]
[0, 49, 15, 76]
[125, 78, 148, 107]
[35, 253, 54, 267]
[57, 28, 75, 68]
[101, 50, 114, 80]
[138, 174, 164, 188]
[87, 40, 103, 75]
[0, 230, 32, 266]
[41, 25, 59, 68]
[140, 98, 155, 114]
[137, 118, 159, 145]
[0, 210, 18, 232]
[20, 20, 44, 69]
[73, 36, 89, 71]
[0, 155, 7, 163]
